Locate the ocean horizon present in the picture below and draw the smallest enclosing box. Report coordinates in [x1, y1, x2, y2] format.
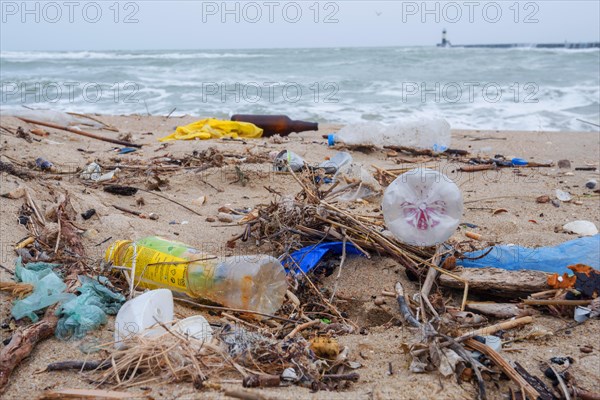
[2, 46, 599, 132]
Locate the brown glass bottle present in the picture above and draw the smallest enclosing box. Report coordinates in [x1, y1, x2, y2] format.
[231, 115, 318, 137]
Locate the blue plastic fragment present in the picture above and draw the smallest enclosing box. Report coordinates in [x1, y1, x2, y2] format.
[511, 158, 528, 166]
[457, 234, 600, 275]
[327, 134, 336, 146]
[283, 242, 363, 274]
[118, 147, 137, 154]
[35, 157, 54, 171]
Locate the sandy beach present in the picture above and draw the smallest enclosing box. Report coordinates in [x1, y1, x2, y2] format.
[1, 114, 599, 400]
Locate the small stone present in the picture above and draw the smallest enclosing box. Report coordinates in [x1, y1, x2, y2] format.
[217, 213, 234, 223]
[558, 159, 571, 169]
[536, 195, 550, 204]
[580, 346, 593, 354]
[82, 229, 98, 239]
[205, 217, 216, 222]
[374, 297, 386, 306]
[551, 199, 560, 208]
[586, 179, 597, 190]
[81, 208, 96, 220]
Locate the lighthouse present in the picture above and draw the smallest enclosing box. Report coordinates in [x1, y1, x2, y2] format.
[438, 29, 451, 47]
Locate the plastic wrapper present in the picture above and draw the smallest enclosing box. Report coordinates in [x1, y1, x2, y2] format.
[331, 163, 381, 202]
[12, 258, 72, 322]
[56, 276, 125, 340]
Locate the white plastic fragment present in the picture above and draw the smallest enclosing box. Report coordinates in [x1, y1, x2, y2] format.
[563, 220, 599, 236]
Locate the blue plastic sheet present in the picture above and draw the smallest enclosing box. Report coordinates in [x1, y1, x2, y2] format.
[283, 242, 363, 274]
[457, 234, 600, 275]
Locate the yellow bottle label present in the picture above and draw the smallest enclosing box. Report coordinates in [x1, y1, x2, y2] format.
[123, 244, 189, 291]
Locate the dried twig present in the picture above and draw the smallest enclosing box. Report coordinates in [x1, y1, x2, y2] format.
[456, 316, 533, 342]
[465, 338, 539, 400]
[395, 282, 420, 327]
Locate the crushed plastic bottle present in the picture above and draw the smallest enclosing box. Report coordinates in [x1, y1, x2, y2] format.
[331, 163, 381, 202]
[273, 150, 305, 172]
[105, 237, 288, 315]
[328, 118, 451, 151]
[382, 168, 463, 247]
[318, 152, 353, 174]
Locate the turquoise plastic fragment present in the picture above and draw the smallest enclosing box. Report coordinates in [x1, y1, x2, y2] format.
[12, 258, 73, 322]
[10, 258, 125, 339]
[55, 275, 125, 339]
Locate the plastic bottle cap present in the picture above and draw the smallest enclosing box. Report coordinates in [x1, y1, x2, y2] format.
[382, 168, 463, 247]
[327, 134, 336, 146]
[511, 158, 528, 166]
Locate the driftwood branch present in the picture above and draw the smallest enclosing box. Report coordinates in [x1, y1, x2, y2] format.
[456, 316, 533, 342]
[0, 309, 59, 393]
[439, 267, 550, 297]
[17, 117, 141, 148]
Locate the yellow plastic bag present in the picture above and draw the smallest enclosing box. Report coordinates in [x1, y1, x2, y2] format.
[158, 118, 263, 142]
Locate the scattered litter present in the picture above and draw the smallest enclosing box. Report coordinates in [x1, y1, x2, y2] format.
[318, 151, 353, 174]
[555, 189, 572, 202]
[382, 168, 463, 246]
[172, 315, 213, 342]
[113, 289, 174, 349]
[56, 276, 125, 340]
[574, 306, 591, 322]
[328, 117, 451, 150]
[284, 242, 363, 275]
[103, 185, 138, 196]
[116, 147, 137, 155]
[80, 162, 120, 182]
[105, 236, 288, 314]
[158, 118, 263, 141]
[331, 162, 381, 202]
[273, 150, 305, 172]
[465, 231, 482, 240]
[35, 157, 55, 172]
[535, 195, 550, 204]
[511, 157, 528, 166]
[231, 114, 318, 137]
[11, 258, 70, 322]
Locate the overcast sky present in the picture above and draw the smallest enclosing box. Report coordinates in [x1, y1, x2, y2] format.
[1, 1, 599, 51]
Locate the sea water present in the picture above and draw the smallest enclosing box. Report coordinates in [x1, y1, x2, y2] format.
[1, 46, 598, 131]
